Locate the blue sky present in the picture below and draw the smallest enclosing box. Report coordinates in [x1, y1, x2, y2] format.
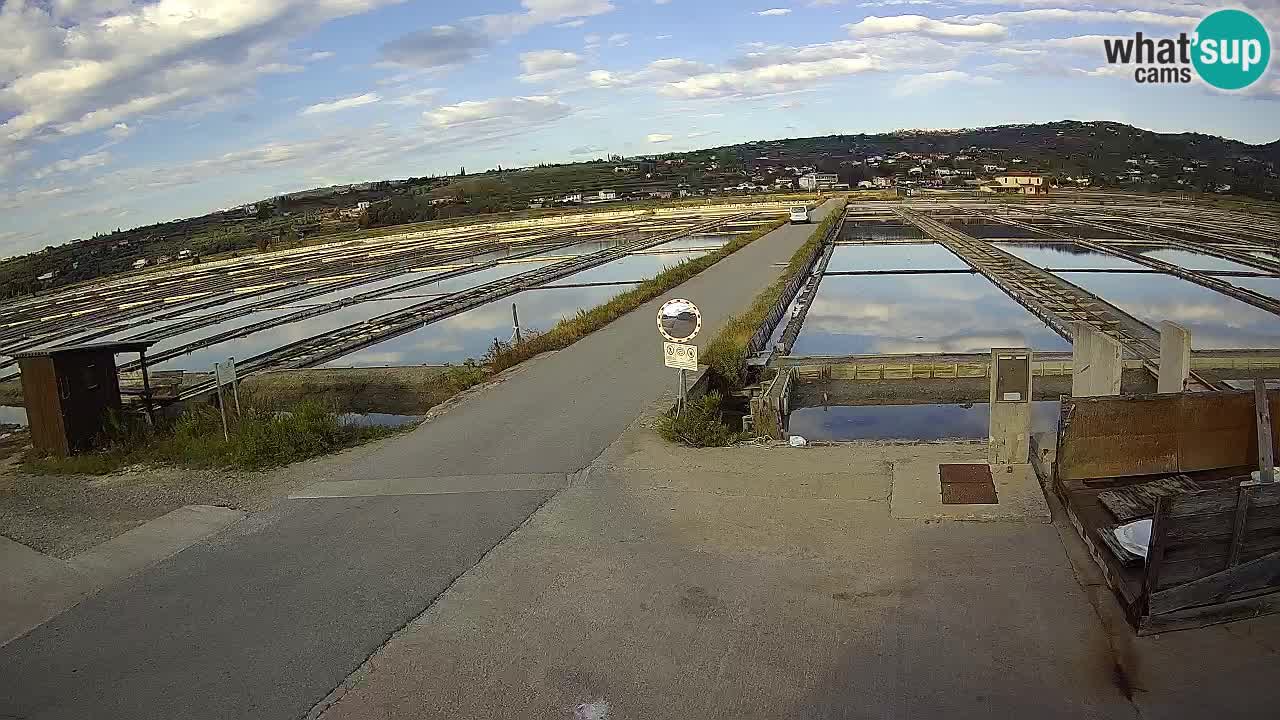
[1, 0, 1278, 257]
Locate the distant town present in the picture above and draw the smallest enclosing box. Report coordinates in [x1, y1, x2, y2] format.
[3, 120, 1277, 299]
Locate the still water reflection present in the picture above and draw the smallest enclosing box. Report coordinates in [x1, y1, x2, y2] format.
[791, 274, 1067, 356]
[993, 243, 1145, 270]
[1138, 249, 1263, 273]
[327, 283, 639, 367]
[827, 243, 969, 272]
[788, 401, 1060, 442]
[1056, 272, 1280, 349]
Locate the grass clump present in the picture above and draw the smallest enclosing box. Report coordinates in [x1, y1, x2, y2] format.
[487, 217, 787, 372]
[703, 210, 839, 387]
[22, 400, 403, 476]
[656, 392, 745, 447]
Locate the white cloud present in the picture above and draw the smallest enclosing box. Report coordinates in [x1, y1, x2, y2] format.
[300, 93, 382, 115]
[34, 151, 111, 180]
[257, 63, 305, 74]
[557, 19, 587, 27]
[946, 9, 1200, 28]
[476, 0, 616, 38]
[607, 33, 630, 47]
[845, 15, 1008, 40]
[519, 49, 584, 82]
[661, 56, 880, 98]
[570, 144, 607, 153]
[0, 149, 33, 179]
[647, 133, 673, 142]
[892, 69, 997, 96]
[425, 96, 572, 130]
[390, 88, 443, 106]
[757, 8, 793, 16]
[687, 130, 718, 138]
[585, 57, 713, 88]
[306, 51, 335, 62]
[106, 122, 134, 140]
[0, 0, 399, 158]
[655, 34, 673, 40]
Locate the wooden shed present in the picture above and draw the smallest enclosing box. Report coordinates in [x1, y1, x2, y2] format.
[16, 341, 157, 456]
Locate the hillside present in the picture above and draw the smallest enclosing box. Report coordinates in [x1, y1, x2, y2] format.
[2, 120, 1277, 300]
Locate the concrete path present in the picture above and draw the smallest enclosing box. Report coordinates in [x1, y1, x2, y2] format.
[1, 505, 244, 647]
[312, 409, 1280, 720]
[0, 202, 837, 720]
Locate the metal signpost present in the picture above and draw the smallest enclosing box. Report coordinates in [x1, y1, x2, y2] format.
[213, 357, 239, 442]
[657, 298, 702, 414]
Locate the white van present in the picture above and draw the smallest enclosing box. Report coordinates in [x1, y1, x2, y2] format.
[789, 206, 811, 224]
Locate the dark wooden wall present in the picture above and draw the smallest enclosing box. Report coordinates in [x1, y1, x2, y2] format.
[55, 351, 122, 453]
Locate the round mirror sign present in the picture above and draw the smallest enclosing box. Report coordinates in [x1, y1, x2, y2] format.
[657, 298, 701, 343]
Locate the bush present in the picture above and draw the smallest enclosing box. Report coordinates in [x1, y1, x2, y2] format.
[656, 392, 744, 447]
[22, 400, 403, 475]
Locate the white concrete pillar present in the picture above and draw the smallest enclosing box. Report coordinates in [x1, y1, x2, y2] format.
[990, 348, 1033, 465]
[1071, 322, 1123, 397]
[1158, 321, 1192, 394]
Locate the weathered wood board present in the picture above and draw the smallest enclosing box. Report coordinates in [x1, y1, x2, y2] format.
[1057, 391, 1280, 481]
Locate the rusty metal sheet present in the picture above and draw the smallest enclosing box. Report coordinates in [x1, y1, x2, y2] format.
[940, 464, 998, 505]
[942, 482, 998, 504]
[940, 463, 994, 484]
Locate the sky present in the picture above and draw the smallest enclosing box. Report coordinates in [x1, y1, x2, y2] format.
[1, 0, 1278, 258]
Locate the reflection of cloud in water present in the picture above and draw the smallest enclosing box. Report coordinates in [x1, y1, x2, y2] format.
[794, 275, 1064, 355]
[1059, 272, 1280, 349]
[330, 283, 637, 366]
[789, 402, 1061, 442]
[872, 333, 1028, 355]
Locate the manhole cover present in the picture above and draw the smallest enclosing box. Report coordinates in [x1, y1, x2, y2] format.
[939, 463, 998, 505]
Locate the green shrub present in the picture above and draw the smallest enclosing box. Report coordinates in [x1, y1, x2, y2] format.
[656, 392, 744, 447]
[22, 400, 403, 475]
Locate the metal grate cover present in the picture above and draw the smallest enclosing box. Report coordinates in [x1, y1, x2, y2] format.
[940, 463, 998, 505]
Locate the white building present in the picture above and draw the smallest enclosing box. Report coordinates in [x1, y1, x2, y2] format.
[983, 172, 1048, 195]
[798, 173, 839, 191]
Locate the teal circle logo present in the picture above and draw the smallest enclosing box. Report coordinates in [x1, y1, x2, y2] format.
[1193, 9, 1270, 90]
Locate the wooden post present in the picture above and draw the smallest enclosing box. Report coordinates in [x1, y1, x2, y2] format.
[137, 349, 156, 426]
[229, 357, 241, 415]
[511, 303, 522, 344]
[1255, 378, 1274, 484]
[214, 362, 229, 442]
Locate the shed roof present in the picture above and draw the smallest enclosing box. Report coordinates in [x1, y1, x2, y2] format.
[13, 340, 157, 359]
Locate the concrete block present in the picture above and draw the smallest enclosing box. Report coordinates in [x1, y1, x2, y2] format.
[1070, 322, 1122, 397]
[989, 348, 1032, 465]
[1159, 321, 1192, 394]
[890, 459, 1050, 522]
